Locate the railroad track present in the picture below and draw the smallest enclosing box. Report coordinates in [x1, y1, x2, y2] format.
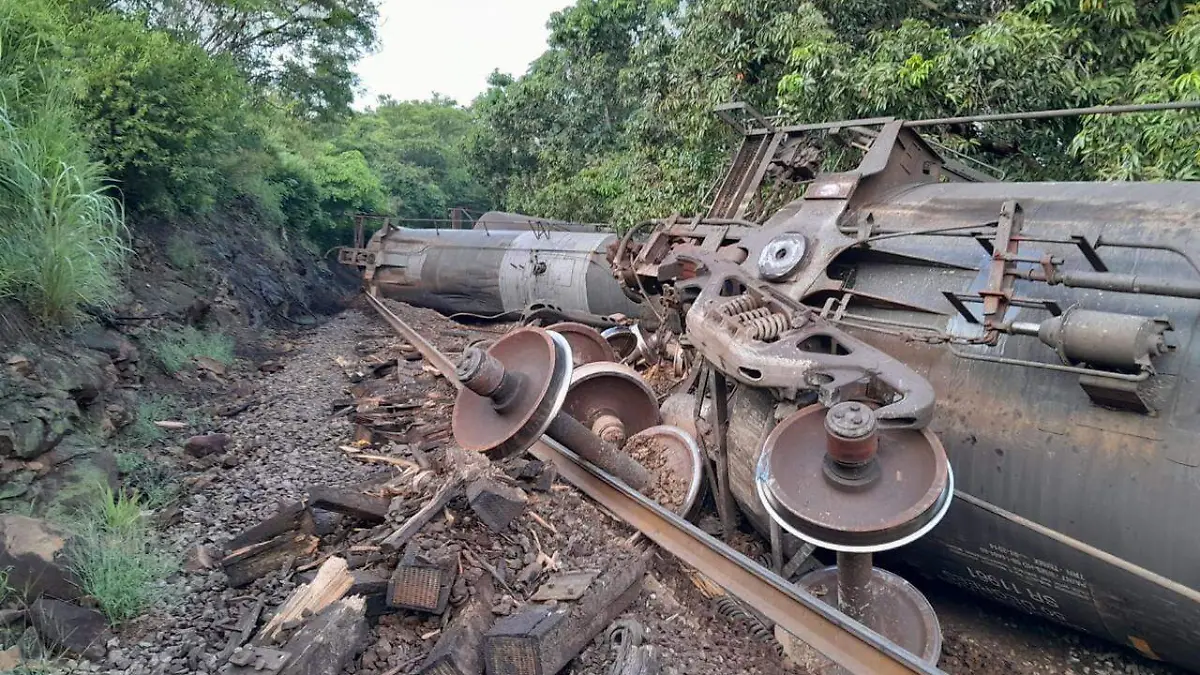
[365, 291, 946, 675]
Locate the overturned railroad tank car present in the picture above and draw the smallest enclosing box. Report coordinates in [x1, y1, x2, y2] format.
[358, 220, 644, 319]
[622, 112, 1200, 671]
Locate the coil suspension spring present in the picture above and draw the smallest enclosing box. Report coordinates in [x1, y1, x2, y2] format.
[738, 314, 790, 341]
[732, 306, 772, 324]
[718, 295, 762, 316]
[711, 595, 784, 656]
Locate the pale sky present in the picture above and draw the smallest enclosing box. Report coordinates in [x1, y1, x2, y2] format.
[355, 0, 574, 108]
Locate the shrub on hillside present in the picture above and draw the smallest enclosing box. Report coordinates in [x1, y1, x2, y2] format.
[71, 13, 253, 215]
[0, 0, 127, 323]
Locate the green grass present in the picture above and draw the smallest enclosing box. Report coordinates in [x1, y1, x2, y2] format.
[115, 451, 179, 508]
[125, 394, 181, 447]
[0, 23, 127, 325]
[149, 326, 234, 374]
[49, 473, 174, 625]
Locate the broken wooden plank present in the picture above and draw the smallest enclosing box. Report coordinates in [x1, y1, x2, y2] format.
[222, 534, 319, 589]
[306, 486, 389, 524]
[278, 597, 368, 675]
[483, 550, 651, 675]
[419, 579, 495, 675]
[466, 478, 527, 532]
[298, 569, 391, 618]
[226, 502, 314, 552]
[257, 556, 353, 644]
[218, 598, 266, 662]
[380, 478, 464, 553]
[529, 570, 600, 602]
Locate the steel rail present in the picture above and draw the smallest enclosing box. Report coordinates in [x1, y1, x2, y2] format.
[528, 437, 945, 675]
[363, 291, 462, 390]
[363, 292, 945, 675]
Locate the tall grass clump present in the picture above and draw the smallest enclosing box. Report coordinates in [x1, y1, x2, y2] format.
[0, 0, 127, 324]
[50, 472, 174, 624]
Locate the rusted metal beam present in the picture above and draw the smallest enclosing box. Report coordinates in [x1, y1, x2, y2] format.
[364, 292, 462, 390]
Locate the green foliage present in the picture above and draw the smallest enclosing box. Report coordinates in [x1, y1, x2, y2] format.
[126, 395, 180, 447]
[72, 13, 253, 215]
[0, 0, 127, 324]
[118, 0, 379, 120]
[1070, 3, 1200, 180]
[116, 452, 179, 508]
[336, 97, 489, 220]
[149, 327, 234, 374]
[165, 235, 200, 270]
[472, 0, 1200, 225]
[51, 473, 174, 624]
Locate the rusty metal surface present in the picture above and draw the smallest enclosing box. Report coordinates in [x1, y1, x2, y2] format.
[451, 329, 572, 460]
[680, 280, 936, 427]
[364, 293, 461, 387]
[548, 322, 616, 365]
[563, 361, 660, 445]
[529, 435, 946, 675]
[757, 406, 952, 553]
[796, 564, 942, 666]
[624, 425, 705, 517]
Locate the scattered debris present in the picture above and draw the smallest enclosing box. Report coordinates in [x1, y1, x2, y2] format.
[277, 596, 368, 675]
[221, 533, 319, 588]
[466, 477, 527, 532]
[419, 579, 495, 675]
[387, 547, 457, 614]
[483, 550, 651, 675]
[257, 556, 354, 644]
[529, 570, 601, 602]
[605, 619, 659, 675]
[298, 568, 391, 618]
[226, 501, 314, 551]
[307, 484, 390, 524]
[218, 598, 265, 663]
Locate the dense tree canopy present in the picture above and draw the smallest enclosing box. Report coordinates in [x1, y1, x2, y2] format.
[469, 0, 1200, 226]
[113, 0, 379, 119]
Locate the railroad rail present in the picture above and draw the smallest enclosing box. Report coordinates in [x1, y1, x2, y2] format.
[363, 290, 946, 675]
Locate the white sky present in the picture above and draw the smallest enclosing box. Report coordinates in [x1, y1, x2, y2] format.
[355, 0, 574, 108]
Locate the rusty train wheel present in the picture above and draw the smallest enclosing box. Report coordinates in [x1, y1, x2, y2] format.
[755, 405, 953, 553]
[548, 322, 617, 366]
[451, 327, 572, 460]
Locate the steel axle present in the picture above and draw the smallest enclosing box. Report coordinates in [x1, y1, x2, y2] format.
[457, 343, 652, 491]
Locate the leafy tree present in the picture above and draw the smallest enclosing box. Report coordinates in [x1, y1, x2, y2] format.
[71, 12, 253, 213]
[471, 0, 1200, 226]
[338, 98, 491, 220]
[111, 0, 379, 119]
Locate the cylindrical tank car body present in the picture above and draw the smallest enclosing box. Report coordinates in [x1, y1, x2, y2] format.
[364, 226, 643, 319]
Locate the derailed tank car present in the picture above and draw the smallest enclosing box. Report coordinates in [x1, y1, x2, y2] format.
[358, 222, 644, 319]
[617, 107, 1200, 671]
